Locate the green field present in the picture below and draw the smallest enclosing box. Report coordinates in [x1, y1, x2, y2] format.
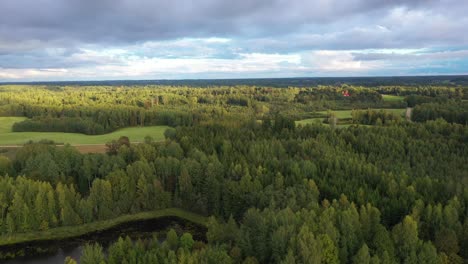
[295, 118, 357, 128]
[296, 108, 406, 127]
[295, 117, 324, 126]
[317, 110, 354, 119]
[295, 116, 352, 127]
[0, 208, 208, 247]
[382, 94, 405, 102]
[317, 108, 405, 119]
[0, 117, 169, 145]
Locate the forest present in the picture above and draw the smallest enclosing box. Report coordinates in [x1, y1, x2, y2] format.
[0, 82, 467, 263]
[5, 75, 468, 87]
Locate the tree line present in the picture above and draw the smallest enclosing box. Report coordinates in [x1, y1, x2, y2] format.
[412, 101, 468, 125]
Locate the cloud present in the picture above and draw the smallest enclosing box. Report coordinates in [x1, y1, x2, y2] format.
[1, 0, 468, 80]
[0, 0, 440, 45]
[301, 50, 385, 73]
[0, 52, 303, 81]
[352, 49, 468, 62]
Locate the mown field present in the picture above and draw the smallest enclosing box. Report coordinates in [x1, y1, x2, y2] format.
[382, 94, 405, 102]
[0, 117, 169, 145]
[296, 108, 406, 126]
[317, 108, 406, 119]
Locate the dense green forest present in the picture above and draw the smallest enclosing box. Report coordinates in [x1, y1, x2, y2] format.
[1, 84, 465, 134]
[0, 83, 467, 263]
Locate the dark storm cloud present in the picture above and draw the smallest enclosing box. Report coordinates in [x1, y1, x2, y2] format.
[0, 0, 433, 44]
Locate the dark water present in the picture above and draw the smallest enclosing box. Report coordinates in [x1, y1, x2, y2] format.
[3, 246, 83, 264]
[0, 216, 206, 264]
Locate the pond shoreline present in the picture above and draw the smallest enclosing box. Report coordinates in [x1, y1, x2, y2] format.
[0, 208, 208, 260]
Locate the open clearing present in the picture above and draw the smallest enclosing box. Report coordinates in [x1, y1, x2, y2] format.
[295, 117, 324, 126]
[382, 94, 405, 102]
[0, 117, 169, 146]
[317, 108, 406, 119]
[296, 108, 406, 126]
[295, 118, 354, 128]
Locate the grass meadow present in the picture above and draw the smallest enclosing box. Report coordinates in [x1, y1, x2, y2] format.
[0, 117, 168, 145]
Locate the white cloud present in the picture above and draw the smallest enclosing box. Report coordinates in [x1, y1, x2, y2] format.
[0, 52, 303, 80]
[301, 50, 384, 73]
[0, 68, 69, 79]
[97, 52, 301, 76]
[6, 46, 467, 81]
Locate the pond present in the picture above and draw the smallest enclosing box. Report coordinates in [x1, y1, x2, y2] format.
[1, 216, 206, 264]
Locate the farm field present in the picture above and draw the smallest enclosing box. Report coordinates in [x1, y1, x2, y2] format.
[0, 117, 168, 146]
[294, 117, 353, 127]
[295, 108, 407, 126]
[295, 118, 356, 128]
[316, 108, 406, 119]
[382, 94, 405, 102]
[295, 117, 325, 126]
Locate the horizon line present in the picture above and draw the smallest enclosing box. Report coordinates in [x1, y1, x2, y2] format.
[1, 74, 468, 85]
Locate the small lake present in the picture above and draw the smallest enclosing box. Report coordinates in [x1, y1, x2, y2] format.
[1, 216, 206, 264]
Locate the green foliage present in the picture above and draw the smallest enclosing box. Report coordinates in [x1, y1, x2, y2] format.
[353, 244, 370, 264]
[166, 228, 179, 250]
[180, 232, 195, 250]
[352, 109, 403, 125]
[64, 256, 78, 264]
[0, 84, 466, 263]
[0, 156, 13, 175]
[0, 116, 168, 145]
[105, 136, 130, 155]
[412, 101, 468, 124]
[80, 243, 105, 264]
[13, 117, 107, 135]
[0, 208, 208, 247]
[78, 234, 233, 263]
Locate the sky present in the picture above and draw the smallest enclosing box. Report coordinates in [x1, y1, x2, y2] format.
[1, 0, 468, 81]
